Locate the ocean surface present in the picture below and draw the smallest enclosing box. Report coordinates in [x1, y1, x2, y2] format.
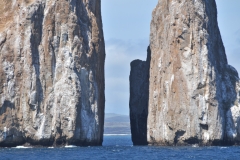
[0, 135, 240, 160]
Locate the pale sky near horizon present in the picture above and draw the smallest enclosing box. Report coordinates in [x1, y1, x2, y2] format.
[102, 0, 240, 115]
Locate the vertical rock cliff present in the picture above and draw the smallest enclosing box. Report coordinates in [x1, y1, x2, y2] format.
[129, 47, 151, 145]
[130, 0, 240, 146]
[147, 0, 240, 146]
[0, 0, 105, 147]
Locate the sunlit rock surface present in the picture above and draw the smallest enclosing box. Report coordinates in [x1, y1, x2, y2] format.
[0, 0, 105, 147]
[130, 0, 240, 146]
[147, 0, 240, 146]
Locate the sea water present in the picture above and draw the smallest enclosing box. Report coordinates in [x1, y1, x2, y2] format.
[0, 135, 240, 160]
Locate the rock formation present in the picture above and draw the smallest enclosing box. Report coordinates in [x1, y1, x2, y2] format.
[147, 0, 240, 146]
[129, 47, 150, 145]
[130, 0, 240, 146]
[0, 0, 105, 147]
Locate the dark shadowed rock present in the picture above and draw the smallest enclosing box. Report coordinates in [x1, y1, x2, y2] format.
[129, 47, 151, 145]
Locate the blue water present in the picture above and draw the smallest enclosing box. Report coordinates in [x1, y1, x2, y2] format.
[0, 135, 240, 160]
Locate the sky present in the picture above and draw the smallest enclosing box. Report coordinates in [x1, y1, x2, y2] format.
[101, 0, 240, 115]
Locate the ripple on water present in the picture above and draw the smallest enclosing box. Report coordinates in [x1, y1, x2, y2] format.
[0, 136, 240, 160]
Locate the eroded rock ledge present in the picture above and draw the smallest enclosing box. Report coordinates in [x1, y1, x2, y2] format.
[0, 0, 105, 147]
[130, 0, 240, 146]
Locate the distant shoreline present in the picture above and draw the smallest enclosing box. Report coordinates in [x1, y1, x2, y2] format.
[104, 134, 131, 136]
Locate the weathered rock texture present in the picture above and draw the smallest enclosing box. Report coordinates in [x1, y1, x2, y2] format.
[129, 47, 151, 145]
[147, 0, 240, 146]
[0, 0, 105, 147]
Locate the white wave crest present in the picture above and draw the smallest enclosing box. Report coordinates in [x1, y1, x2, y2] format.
[65, 145, 77, 148]
[15, 146, 31, 149]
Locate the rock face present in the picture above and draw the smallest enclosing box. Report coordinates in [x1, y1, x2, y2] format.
[147, 0, 240, 146]
[0, 0, 105, 147]
[129, 47, 151, 145]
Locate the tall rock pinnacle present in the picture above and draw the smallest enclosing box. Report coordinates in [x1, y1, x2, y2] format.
[147, 0, 240, 146]
[129, 47, 151, 145]
[0, 0, 105, 147]
[130, 0, 240, 146]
